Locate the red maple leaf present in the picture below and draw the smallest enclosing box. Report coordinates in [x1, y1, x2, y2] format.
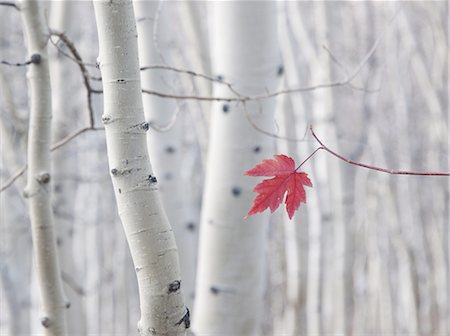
[245, 154, 313, 219]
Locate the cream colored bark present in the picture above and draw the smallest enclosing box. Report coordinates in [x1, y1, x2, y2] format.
[193, 2, 279, 335]
[20, 0, 68, 335]
[93, 1, 188, 335]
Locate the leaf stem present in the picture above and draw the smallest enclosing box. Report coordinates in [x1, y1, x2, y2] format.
[295, 146, 323, 171]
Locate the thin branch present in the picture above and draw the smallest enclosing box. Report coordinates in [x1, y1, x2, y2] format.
[51, 126, 104, 151]
[0, 1, 19, 10]
[0, 164, 27, 192]
[48, 35, 97, 68]
[140, 64, 242, 97]
[322, 45, 380, 93]
[137, 30, 379, 103]
[242, 102, 304, 142]
[0, 126, 104, 192]
[49, 31, 97, 127]
[1, 54, 41, 67]
[96, 17, 389, 104]
[1, 59, 32, 67]
[61, 271, 86, 296]
[310, 125, 450, 176]
[148, 102, 184, 132]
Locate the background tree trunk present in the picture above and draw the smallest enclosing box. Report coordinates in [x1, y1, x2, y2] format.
[193, 2, 280, 335]
[134, 1, 197, 309]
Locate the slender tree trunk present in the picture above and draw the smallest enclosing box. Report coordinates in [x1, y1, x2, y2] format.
[93, 1, 188, 334]
[193, 2, 280, 334]
[48, 2, 86, 334]
[20, 0, 68, 334]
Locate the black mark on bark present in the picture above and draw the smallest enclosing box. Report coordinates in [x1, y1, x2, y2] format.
[277, 64, 284, 76]
[232, 186, 241, 197]
[41, 317, 51, 328]
[36, 172, 50, 184]
[30, 53, 41, 64]
[168, 280, 181, 293]
[175, 307, 190, 329]
[101, 114, 112, 124]
[210, 286, 220, 295]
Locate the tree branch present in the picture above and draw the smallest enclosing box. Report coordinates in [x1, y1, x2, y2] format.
[1, 54, 41, 67]
[0, 1, 19, 10]
[0, 126, 104, 192]
[310, 125, 450, 176]
[49, 31, 97, 127]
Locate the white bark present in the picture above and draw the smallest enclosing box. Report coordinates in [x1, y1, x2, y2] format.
[48, 2, 87, 335]
[93, 1, 188, 335]
[20, 0, 68, 334]
[193, 2, 280, 335]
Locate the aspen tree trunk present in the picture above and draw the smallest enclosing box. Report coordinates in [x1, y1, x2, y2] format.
[48, 2, 86, 335]
[193, 2, 280, 334]
[308, 3, 345, 333]
[20, 0, 68, 335]
[93, 1, 188, 335]
[134, 1, 196, 308]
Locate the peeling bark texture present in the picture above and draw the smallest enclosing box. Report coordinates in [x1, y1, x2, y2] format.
[93, 1, 187, 335]
[193, 2, 279, 335]
[20, 0, 68, 335]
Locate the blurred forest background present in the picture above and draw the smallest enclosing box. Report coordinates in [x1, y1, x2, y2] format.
[0, 1, 448, 335]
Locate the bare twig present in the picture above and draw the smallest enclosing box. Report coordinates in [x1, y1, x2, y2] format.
[322, 45, 380, 93]
[0, 164, 27, 192]
[148, 102, 184, 132]
[61, 271, 86, 296]
[140, 64, 242, 97]
[0, 1, 19, 10]
[310, 125, 450, 176]
[49, 31, 97, 127]
[51, 126, 104, 150]
[0, 126, 104, 192]
[1, 59, 32, 67]
[48, 35, 97, 68]
[1, 54, 41, 67]
[136, 31, 379, 103]
[242, 102, 304, 142]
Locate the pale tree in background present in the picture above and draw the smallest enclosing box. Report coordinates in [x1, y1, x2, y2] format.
[20, 0, 68, 334]
[193, 2, 280, 334]
[134, 0, 196, 308]
[48, 1, 86, 334]
[93, 0, 188, 335]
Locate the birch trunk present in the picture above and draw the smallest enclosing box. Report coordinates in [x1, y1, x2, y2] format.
[93, 1, 188, 334]
[193, 2, 280, 334]
[20, 0, 68, 334]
